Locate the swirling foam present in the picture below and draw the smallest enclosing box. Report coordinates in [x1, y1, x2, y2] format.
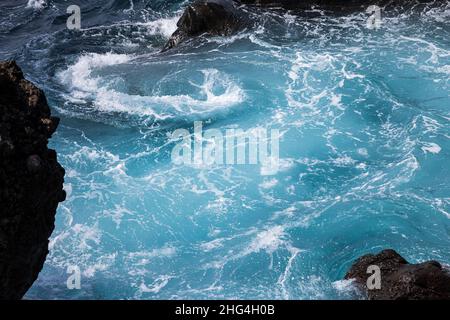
[58, 53, 245, 121]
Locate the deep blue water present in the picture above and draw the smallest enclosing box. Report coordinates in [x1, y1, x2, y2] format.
[1, 0, 449, 299]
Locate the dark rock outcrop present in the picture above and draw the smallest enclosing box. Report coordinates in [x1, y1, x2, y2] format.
[0, 61, 65, 300]
[163, 0, 250, 51]
[345, 249, 450, 300]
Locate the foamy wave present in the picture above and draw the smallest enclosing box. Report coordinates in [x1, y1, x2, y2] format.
[59, 54, 245, 120]
[69, 146, 119, 164]
[58, 52, 133, 98]
[422, 2, 450, 23]
[26, 0, 47, 10]
[247, 226, 286, 254]
[140, 275, 172, 294]
[142, 16, 180, 38]
[421, 142, 442, 154]
[95, 70, 244, 117]
[286, 52, 337, 109]
[128, 246, 177, 260]
[72, 223, 101, 249]
[83, 253, 116, 278]
[332, 279, 364, 299]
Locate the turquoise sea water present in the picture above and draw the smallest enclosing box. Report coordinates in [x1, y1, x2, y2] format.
[1, 0, 449, 299]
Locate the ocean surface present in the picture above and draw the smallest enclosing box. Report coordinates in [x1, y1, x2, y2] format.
[1, 0, 449, 299]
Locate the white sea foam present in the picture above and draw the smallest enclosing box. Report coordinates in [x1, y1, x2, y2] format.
[128, 246, 177, 260]
[286, 52, 337, 109]
[104, 205, 133, 227]
[83, 253, 116, 278]
[94, 69, 244, 117]
[332, 278, 363, 298]
[247, 226, 285, 254]
[277, 245, 301, 299]
[58, 52, 133, 98]
[261, 158, 293, 176]
[26, 0, 47, 10]
[142, 16, 180, 38]
[140, 275, 172, 294]
[357, 148, 368, 157]
[69, 145, 119, 164]
[259, 178, 278, 190]
[199, 238, 225, 252]
[421, 142, 442, 154]
[333, 155, 357, 166]
[72, 223, 101, 250]
[422, 3, 450, 23]
[422, 116, 442, 134]
[27, 2, 450, 300]
[332, 279, 356, 292]
[400, 36, 450, 65]
[59, 54, 244, 119]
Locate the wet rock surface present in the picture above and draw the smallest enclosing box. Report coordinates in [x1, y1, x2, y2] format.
[0, 61, 65, 300]
[163, 0, 250, 51]
[345, 249, 450, 300]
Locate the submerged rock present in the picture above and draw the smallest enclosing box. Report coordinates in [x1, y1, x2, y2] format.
[345, 249, 450, 300]
[163, 0, 249, 51]
[0, 61, 65, 300]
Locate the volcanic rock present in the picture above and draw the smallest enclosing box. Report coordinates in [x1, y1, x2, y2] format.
[0, 60, 65, 300]
[345, 249, 450, 300]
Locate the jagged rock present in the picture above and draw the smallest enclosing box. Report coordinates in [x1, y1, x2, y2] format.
[163, 0, 250, 51]
[0, 61, 65, 300]
[345, 249, 450, 300]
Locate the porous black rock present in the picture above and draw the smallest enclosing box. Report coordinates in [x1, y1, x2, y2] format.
[163, 0, 250, 51]
[345, 249, 450, 300]
[0, 61, 66, 300]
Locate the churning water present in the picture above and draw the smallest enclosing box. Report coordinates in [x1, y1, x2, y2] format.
[1, 0, 449, 299]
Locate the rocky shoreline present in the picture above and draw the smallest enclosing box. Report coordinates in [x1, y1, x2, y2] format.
[0, 61, 65, 299]
[346, 249, 450, 300]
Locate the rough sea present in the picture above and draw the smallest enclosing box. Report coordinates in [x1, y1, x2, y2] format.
[0, 0, 449, 299]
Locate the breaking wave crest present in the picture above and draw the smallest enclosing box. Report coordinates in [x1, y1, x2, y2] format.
[57, 53, 245, 123]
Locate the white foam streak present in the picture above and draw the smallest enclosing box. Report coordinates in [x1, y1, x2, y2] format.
[59, 54, 244, 120]
[26, 0, 47, 10]
[141, 16, 180, 38]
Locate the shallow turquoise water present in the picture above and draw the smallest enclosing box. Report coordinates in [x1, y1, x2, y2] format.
[1, 0, 449, 299]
